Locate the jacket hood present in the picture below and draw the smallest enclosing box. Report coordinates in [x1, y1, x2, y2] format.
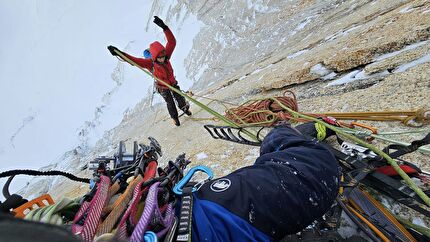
[149, 41, 165, 61]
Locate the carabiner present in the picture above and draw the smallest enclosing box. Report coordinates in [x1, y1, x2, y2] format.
[144, 231, 158, 242]
[173, 165, 214, 195]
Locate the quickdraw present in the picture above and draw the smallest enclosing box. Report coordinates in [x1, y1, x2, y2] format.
[0, 137, 196, 242]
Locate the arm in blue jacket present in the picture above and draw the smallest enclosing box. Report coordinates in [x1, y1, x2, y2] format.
[192, 124, 340, 241]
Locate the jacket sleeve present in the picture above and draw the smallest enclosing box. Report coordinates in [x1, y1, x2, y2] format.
[194, 125, 340, 240]
[122, 52, 153, 70]
[258, 125, 308, 157]
[164, 28, 176, 58]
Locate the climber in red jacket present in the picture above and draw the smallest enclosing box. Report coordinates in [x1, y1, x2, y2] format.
[108, 16, 191, 127]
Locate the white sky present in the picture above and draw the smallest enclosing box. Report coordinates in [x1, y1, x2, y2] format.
[0, 0, 203, 198]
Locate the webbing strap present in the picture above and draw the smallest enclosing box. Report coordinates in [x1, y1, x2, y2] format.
[115, 181, 149, 240]
[95, 176, 143, 236]
[349, 189, 416, 242]
[383, 132, 430, 159]
[130, 182, 174, 242]
[72, 175, 110, 242]
[176, 186, 193, 242]
[114, 162, 158, 240]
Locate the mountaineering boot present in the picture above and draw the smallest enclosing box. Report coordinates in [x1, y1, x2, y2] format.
[172, 118, 180, 126]
[182, 103, 192, 116]
[184, 108, 192, 116]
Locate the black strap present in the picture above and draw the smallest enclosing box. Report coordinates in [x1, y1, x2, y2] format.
[0, 194, 28, 213]
[382, 132, 430, 159]
[336, 197, 381, 242]
[176, 186, 194, 242]
[328, 145, 430, 217]
[0, 169, 90, 183]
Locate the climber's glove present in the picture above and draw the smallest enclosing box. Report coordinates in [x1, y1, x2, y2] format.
[153, 16, 168, 30]
[107, 45, 121, 56]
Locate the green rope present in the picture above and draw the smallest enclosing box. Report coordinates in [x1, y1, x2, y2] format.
[25, 198, 78, 225]
[376, 129, 430, 136]
[393, 215, 430, 237]
[114, 50, 430, 206]
[271, 98, 430, 207]
[339, 127, 430, 155]
[114, 50, 259, 141]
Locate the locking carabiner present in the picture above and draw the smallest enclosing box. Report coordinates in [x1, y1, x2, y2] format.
[173, 165, 214, 195]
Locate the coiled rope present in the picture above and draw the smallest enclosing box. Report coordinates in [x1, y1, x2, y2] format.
[224, 90, 299, 126]
[222, 90, 428, 127]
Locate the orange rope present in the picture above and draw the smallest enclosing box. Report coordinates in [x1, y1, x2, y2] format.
[224, 90, 299, 126]
[223, 90, 429, 127]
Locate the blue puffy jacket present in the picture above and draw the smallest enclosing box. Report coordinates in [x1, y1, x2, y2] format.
[190, 125, 340, 241]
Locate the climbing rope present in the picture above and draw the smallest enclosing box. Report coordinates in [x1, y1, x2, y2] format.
[224, 90, 299, 126]
[24, 197, 80, 225]
[271, 98, 430, 207]
[113, 49, 259, 142]
[320, 109, 430, 127]
[217, 89, 429, 128]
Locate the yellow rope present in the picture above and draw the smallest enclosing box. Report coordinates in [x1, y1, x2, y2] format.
[314, 122, 327, 141]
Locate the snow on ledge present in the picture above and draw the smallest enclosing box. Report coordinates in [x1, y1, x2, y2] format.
[196, 152, 208, 160]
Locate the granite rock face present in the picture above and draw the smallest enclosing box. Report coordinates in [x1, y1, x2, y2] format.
[21, 0, 430, 231]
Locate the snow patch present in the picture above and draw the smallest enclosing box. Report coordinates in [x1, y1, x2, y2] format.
[322, 72, 337, 80]
[373, 40, 429, 62]
[246, 0, 278, 13]
[326, 69, 389, 87]
[326, 70, 360, 86]
[293, 15, 315, 33]
[239, 64, 274, 80]
[196, 152, 208, 160]
[399, 6, 413, 13]
[287, 49, 309, 59]
[324, 25, 362, 42]
[412, 217, 427, 227]
[393, 53, 430, 73]
[310, 63, 332, 76]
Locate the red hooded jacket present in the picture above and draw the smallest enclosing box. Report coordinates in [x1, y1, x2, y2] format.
[124, 28, 177, 90]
